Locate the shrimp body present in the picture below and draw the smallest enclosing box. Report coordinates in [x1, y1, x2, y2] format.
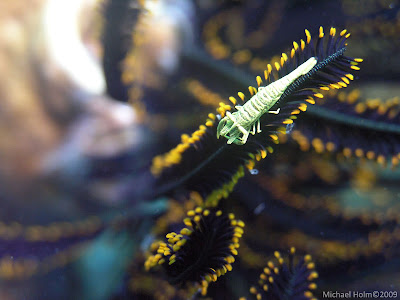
[217, 57, 317, 145]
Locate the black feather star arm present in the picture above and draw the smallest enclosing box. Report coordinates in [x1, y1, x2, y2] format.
[284, 89, 400, 168]
[100, 0, 144, 101]
[145, 207, 244, 296]
[240, 247, 318, 300]
[150, 26, 362, 205]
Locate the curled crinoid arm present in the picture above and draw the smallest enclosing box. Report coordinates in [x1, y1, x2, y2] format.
[145, 207, 244, 296]
[240, 247, 318, 300]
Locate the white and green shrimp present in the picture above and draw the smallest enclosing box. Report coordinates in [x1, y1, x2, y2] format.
[217, 57, 317, 145]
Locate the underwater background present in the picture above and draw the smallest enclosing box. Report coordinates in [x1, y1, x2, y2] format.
[0, 0, 400, 299]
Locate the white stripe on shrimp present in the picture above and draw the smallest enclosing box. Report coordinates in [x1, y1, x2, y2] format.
[217, 57, 317, 145]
